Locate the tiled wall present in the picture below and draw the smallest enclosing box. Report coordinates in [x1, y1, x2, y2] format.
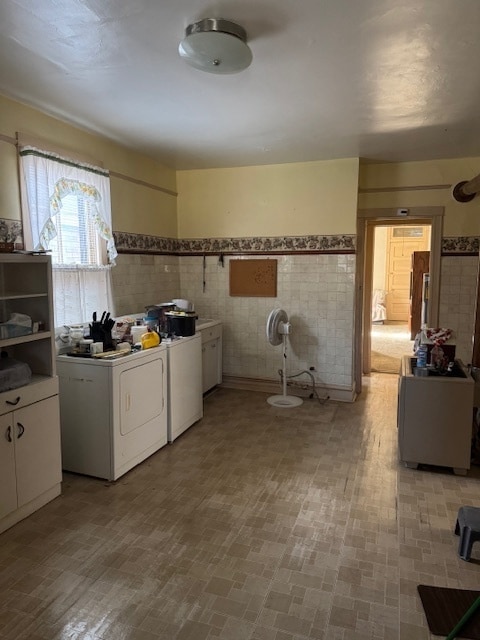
[439, 256, 478, 364]
[110, 252, 356, 390]
[6, 215, 478, 389]
[111, 253, 180, 317]
[181, 254, 356, 389]
[58, 221, 480, 397]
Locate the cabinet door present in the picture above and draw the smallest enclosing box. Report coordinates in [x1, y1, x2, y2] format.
[14, 396, 62, 508]
[202, 339, 219, 393]
[0, 413, 17, 519]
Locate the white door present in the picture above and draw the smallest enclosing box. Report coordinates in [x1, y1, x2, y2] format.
[119, 357, 164, 435]
[0, 413, 17, 519]
[202, 339, 221, 393]
[14, 396, 62, 508]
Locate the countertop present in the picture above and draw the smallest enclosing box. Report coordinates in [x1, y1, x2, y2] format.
[195, 318, 221, 331]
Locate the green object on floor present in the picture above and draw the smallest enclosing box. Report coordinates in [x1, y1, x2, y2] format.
[446, 596, 480, 640]
[417, 584, 480, 639]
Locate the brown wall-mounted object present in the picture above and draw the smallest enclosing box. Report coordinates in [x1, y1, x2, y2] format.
[409, 250, 430, 339]
[229, 259, 277, 297]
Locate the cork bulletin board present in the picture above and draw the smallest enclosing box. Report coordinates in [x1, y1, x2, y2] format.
[229, 259, 277, 297]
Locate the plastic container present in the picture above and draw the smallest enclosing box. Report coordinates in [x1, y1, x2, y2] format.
[69, 325, 84, 347]
[0, 356, 32, 392]
[131, 325, 148, 344]
[79, 338, 93, 354]
[141, 329, 160, 350]
[165, 311, 196, 336]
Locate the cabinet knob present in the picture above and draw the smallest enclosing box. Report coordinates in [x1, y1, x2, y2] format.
[17, 422, 25, 439]
[6, 396, 20, 406]
[5, 425, 12, 442]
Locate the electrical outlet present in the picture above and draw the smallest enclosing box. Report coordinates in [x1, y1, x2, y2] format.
[309, 366, 315, 371]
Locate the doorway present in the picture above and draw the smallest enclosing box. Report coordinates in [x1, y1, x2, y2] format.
[370, 224, 430, 373]
[355, 207, 444, 394]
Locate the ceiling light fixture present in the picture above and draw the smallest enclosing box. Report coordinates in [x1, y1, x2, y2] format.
[178, 18, 252, 74]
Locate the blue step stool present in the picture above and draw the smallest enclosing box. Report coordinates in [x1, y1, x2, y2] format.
[455, 506, 480, 561]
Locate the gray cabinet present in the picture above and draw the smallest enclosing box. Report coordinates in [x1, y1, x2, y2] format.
[398, 356, 474, 475]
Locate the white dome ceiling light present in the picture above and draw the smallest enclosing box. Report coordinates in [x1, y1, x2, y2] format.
[178, 18, 252, 74]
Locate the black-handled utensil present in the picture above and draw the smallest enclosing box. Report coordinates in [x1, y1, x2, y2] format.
[93, 311, 97, 322]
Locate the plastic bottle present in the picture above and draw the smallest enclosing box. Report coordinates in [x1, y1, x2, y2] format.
[416, 344, 428, 368]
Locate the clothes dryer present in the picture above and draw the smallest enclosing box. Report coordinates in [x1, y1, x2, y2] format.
[57, 345, 167, 480]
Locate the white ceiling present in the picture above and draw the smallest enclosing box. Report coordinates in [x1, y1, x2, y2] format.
[1, 0, 480, 170]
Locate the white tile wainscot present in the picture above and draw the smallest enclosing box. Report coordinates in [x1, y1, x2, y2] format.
[180, 254, 356, 401]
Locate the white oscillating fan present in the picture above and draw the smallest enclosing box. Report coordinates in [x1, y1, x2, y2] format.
[266, 308, 303, 408]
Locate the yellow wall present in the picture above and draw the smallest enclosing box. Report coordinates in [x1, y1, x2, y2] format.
[0, 94, 177, 237]
[3, 94, 480, 241]
[176, 158, 360, 237]
[359, 158, 480, 236]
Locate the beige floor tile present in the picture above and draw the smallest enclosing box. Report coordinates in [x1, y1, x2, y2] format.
[1, 376, 479, 639]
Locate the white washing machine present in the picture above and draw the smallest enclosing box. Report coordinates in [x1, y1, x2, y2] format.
[164, 333, 203, 442]
[57, 345, 168, 480]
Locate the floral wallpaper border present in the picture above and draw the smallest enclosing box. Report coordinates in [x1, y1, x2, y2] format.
[441, 236, 479, 255]
[113, 231, 178, 254]
[3, 221, 478, 257]
[114, 232, 480, 256]
[114, 231, 357, 255]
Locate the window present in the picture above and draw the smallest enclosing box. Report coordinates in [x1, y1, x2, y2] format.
[392, 227, 424, 238]
[19, 146, 117, 327]
[50, 194, 103, 266]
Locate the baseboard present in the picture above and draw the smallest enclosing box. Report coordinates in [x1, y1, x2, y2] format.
[220, 375, 356, 403]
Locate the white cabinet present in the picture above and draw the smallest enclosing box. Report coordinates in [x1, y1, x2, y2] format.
[0, 412, 17, 520]
[0, 254, 61, 534]
[197, 322, 222, 393]
[0, 396, 61, 521]
[166, 334, 203, 443]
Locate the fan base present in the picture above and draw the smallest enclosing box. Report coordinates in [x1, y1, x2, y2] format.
[267, 394, 303, 408]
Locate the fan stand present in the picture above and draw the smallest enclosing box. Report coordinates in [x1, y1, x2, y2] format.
[267, 334, 303, 408]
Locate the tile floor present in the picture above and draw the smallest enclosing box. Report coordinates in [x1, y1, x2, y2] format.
[1, 375, 479, 640]
[371, 322, 413, 374]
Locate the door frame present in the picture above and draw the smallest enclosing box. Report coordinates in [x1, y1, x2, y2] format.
[354, 207, 444, 394]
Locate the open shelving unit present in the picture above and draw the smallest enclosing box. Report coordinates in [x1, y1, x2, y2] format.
[0, 253, 62, 535]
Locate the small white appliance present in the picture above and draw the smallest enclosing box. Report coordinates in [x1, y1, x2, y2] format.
[171, 298, 194, 312]
[164, 333, 203, 442]
[57, 345, 168, 480]
[266, 308, 303, 408]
